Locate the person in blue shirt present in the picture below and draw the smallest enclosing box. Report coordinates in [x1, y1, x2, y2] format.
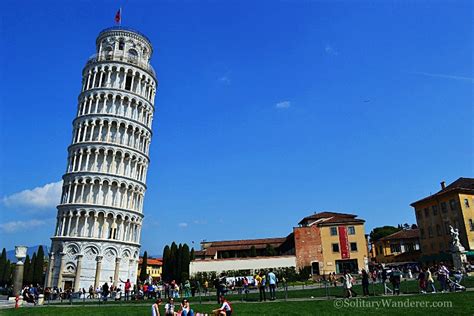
[267, 269, 278, 300]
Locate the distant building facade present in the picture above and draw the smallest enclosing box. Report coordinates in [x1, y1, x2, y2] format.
[411, 178, 474, 263]
[138, 257, 162, 281]
[373, 229, 421, 263]
[190, 212, 369, 276]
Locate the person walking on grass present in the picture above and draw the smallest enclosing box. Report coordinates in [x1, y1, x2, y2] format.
[361, 269, 369, 296]
[256, 271, 266, 301]
[426, 267, 436, 293]
[390, 268, 401, 295]
[418, 268, 427, 293]
[267, 269, 277, 300]
[343, 270, 356, 298]
[438, 262, 449, 292]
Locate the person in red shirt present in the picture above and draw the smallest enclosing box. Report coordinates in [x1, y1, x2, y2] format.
[120, 278, 132, 300]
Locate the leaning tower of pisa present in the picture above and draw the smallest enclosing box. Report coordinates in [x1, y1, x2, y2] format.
[45, 27, 157, 291]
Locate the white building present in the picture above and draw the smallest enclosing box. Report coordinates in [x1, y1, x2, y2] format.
[45, 27, 157, 291]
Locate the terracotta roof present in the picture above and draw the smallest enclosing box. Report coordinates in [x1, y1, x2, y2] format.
[205, 237, 287, 248]
[410, 177, 474, 206]
[298, 211, 362, 225]
[380, 229, 419, 241]
[139, 257, 162, 266]
[318, 217, 365, 225]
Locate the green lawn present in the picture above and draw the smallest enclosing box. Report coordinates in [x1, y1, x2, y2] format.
[2, 292, 474, 316]
[43, 276, 474, 305]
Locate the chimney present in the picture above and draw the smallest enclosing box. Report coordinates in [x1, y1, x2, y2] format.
[440, 181, 446, 190]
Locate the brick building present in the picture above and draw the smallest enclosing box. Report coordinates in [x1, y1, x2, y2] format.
[190, 211, 368, 276]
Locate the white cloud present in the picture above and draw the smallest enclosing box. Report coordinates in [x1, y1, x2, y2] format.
[0, 219, 49, 233]
[409, 71, 474, 83]
[178, 222, 188, 228]
[275, 101, 291, 109]
[2, 181, 62, 209]
[218, 76, 231, 84]
[324, 44, 339, 56]
[193, 219, 207, 225]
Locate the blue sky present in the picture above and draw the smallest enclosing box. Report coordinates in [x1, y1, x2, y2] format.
[0, 0, 472, 256]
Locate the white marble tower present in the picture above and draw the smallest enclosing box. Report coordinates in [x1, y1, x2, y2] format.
[46, 27, 157, 291]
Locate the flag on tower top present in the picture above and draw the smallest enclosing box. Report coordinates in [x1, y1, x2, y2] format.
[115, 8, 122, 24]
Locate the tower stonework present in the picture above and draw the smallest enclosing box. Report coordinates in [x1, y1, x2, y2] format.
[45, 27, 157, 291]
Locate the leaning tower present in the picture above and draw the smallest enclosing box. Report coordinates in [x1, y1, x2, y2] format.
[45, 27, 157, 291]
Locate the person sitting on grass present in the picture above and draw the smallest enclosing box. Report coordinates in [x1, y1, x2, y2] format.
[213, 296, 232, 316]
[165, 297, 177, 316]
[180, 298, 194, 316]
[152, 298, 162, 316]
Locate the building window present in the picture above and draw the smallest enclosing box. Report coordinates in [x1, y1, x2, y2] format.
[441, 202, 447, 213]
[449, 199, 457, 211]
[436, 224, 441, 236]
[432, 205, 438, 215]
[469, 219, 474, 231]
[428, 226, 433, 238]
[348, 226, 355, 235]
[350, 242, 357, 252]
[330, 227, 338, 236]
[420, 228, 425, 239]
[390, 244, 401, 253]
[444, 222, 450, 235]
[118, 40, 125, 50]
[332, 243, 339, 252]
[424, 208, 429, 217]
[379, 246, 383, 255]
[465, 199, 470, 207]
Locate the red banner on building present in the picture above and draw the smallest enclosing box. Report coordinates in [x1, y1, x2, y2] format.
[338, 226, 350, 259]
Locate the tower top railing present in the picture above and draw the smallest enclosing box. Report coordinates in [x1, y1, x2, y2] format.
[86, 53, 156, 77]
[98, 27, 152, 46]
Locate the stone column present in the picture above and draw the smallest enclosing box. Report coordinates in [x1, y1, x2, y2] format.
[13, 262, 24, 296]
[113, 258, 121, 287]
[56, 252, 66, 289]
[74, 255, 83, 292]
[94, 256, 103, 288]
[45, 252, 55, 288]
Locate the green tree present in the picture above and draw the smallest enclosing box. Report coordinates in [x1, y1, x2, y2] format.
[23, 255, 31, 285]
[190, 248, 195, 261]
[170, 242, 178, 281]
[180, 244, 190, 281]
[33, 246, 45, 285]
[162, 245, 170, 281]
[140, 251, 148, 282]
[265, 244, 276, 256]
[177, 244, 183, 283]
[27, 253, 36, 286]
[369, 226, 401, 242]
[0, 248, 6, 285]
[249, 246, 257, 257]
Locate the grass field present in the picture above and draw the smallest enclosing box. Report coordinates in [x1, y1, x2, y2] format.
[2, 291, 473, 316]
[43, 276, 474, 305]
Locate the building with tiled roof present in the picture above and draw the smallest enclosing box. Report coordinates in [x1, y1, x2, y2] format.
[190, 211, 369, 277]
[138, 257, 163, 281]
[373, 229, 421, 263]
[410, 177, 474, 263]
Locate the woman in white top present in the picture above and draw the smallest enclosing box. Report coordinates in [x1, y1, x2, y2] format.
[152, 298, 162, 316]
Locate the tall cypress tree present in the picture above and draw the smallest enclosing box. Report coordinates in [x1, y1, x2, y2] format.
[0, 248, 6, 285]
[140, 251, 148, 282]
[162, 245, 170, 281]
[180, 244, 190, 281]
[34, 246, 45, 285]
[27, 253, 36, 286]
[190, 247, 195, 261]
[169, 242, 178, 281]
[4, 260, 12, 286]
[176, 244, 183, 283]
[23, 255, 31, 286]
